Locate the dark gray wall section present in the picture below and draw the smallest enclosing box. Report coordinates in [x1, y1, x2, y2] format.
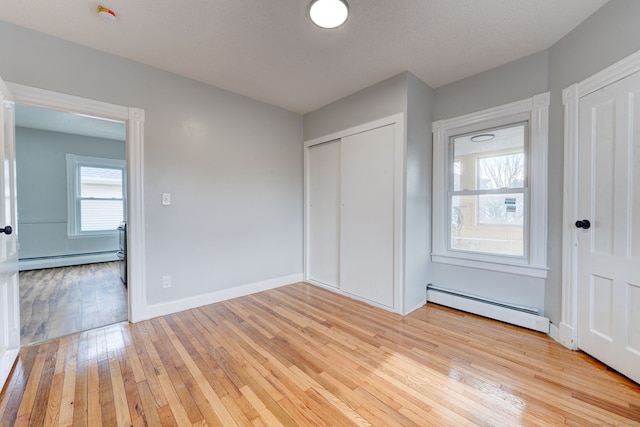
[16, 127, 125, 259]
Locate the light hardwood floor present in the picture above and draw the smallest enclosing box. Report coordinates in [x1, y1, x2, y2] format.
[1, 282, 639, 426]
[19, 262, 128, 345]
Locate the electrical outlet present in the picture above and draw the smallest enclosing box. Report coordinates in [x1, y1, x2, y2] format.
[162, 193, 171, 205]
[162, 275, 172, 289]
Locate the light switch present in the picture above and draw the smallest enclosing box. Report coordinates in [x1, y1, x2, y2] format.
[162, 193, 171, 205]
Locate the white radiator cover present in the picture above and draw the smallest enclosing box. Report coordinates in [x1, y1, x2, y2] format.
[426, 285, 550, 334]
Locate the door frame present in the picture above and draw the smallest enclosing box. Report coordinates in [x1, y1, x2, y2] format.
[560, 49, 640, 350]
[7, 83, 147, 323]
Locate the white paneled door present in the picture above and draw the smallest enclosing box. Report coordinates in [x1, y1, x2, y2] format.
[577, 70, 640, 384]
[0, 76, 20, 391]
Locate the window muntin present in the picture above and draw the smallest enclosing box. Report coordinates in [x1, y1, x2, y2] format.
[67, 155, 126, 236]
[449, 123, 527, 257]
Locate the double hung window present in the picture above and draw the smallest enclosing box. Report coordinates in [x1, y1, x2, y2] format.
[67, 154, 126, 236]
[432, 94, 549, 278]
[450, 123, 527, 257]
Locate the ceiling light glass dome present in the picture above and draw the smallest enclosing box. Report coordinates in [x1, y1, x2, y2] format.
[309, 0, 349, 29]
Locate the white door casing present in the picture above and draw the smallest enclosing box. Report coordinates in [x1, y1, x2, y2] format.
[6, 83, 147, 323]
[0, 76, 19, 391]
[562, 49, 640, 384]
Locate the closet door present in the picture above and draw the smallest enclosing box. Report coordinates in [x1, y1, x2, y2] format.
[307, 140, 340, 288]
[340, 124, 395, 308]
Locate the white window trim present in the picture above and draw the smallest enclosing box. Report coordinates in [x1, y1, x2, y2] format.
[432, 93, 549, 279]
[66, 154, 126, 237]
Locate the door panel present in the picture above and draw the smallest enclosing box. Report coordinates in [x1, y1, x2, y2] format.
[307, 140, 340, 288]
[340, 125, 395, 308]
[0, 75, 19, 391]
[577, 71, 640, 384]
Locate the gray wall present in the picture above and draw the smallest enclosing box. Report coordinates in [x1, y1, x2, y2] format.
[303, 71, 435, 313]
[432, 50, 550, 314]
[431, 0, 640, 323]
[303, 72, 409, 141]
[0, 21, 303, 306]
[404, 74, 434, 311]
[545, 0, 640, 323]
[433, 50, 549, 121]
[16, 127, 125, 259]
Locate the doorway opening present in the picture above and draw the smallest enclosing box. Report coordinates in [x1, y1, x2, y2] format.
[15, 104, 127, 345]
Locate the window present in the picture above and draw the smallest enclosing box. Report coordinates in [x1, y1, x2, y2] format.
[67, 154, 126, 236]
[432, 94, 549, 278]
[450, 123, 527, 257]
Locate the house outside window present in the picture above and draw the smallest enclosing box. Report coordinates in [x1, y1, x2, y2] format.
[432, 93, 549, 278]
[66, 154, 126, 236]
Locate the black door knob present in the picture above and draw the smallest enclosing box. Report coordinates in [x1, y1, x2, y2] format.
[0, 225, 12, 235]
[575, 220, 591, 230]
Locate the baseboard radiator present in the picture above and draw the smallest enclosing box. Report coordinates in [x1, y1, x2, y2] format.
[426, 284, 550, 334]
[19, 252, 118, 271]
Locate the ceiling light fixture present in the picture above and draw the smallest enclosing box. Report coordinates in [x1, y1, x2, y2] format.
[470, 133, 495, 142]
[309, 0, 349, 29]
[97, 6, 117, 21]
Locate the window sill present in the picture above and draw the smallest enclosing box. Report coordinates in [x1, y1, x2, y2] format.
[432, 253, 548, 279]
[67, 231, 118, 239]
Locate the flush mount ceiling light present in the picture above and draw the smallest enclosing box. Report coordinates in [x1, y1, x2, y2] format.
[309, 0, 349, 29]
[470, 133, 495, 142]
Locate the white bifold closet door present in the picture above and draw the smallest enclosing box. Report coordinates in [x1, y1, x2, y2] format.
[340, 125, 395, 308]
[307, 140, 340, 288]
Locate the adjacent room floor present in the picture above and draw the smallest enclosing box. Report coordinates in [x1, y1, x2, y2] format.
[19, 261, 127, 345]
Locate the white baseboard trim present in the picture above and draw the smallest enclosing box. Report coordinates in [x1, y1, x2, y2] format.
[427, 289, 550, 334]
[19, 252, 118, 271]
[558, 322, 577, 350]
[143, 274, 304, 321]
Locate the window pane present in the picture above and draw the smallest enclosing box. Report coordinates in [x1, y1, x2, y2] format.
[451, 195, 524, 257]
[452, 161, 461, 191]
[80, 199, 123, 231]
[80, 166, 123, 198]
[453, 124, 525, 191]
[478, 153, 524, 190]
[478, 193, 524, 225]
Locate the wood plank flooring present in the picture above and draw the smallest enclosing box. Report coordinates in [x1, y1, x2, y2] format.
[2, 282, 639, 426]
[19, 262, 128, 345]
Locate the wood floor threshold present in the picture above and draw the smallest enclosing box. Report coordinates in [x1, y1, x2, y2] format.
[1, 282, 639, 426]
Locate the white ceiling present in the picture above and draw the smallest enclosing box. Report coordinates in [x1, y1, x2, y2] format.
[0, 0, 608, 114]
